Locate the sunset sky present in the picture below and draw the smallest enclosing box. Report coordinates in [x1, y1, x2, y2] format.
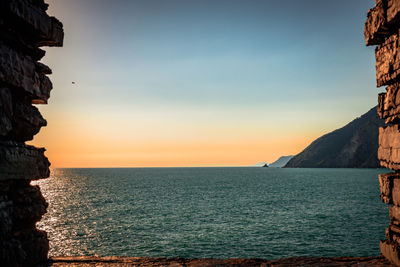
[31, 0, 378, 168]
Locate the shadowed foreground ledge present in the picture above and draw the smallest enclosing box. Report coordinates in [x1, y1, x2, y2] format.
[49, 256, 394, 266]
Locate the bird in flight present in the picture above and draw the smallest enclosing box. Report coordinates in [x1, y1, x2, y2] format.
[72, 82, 75, 84]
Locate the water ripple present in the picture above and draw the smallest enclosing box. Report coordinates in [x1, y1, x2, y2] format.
[33, 167, 388, 258]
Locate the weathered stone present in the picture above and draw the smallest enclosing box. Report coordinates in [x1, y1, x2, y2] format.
[27, 0, 49, 11]
[0, 0, 63, 264]
[0, 88, 47, 141]
[0, 88, 13, 138]
[388, 0, 400, 25]
[0, 87, 47, 141]
[0, 180, 49, 265]
[0, 227, 49, 265]
[20, 229, 49, 264]
[378, 172, 400, 205]
[0, 26, 46, 61]
[375, 29, 400, 87]
[390, 205, 400, 225]
[378, 83, 400, 123]
[0, 141, 50, 180]
[0, 180, 47, 231]
[35, 61, 52, 74]
[381, 240, 400, 266]
[11, 184, 48, 229]
[386, 225, 400, 246]
[0, 0, 64, 47]
[378, 125, 400, 170]
[379, 172, 397, 204]
[11, 95, 47, 141]
[365, 0, 389, 46]
[364, 0, 400, 46]
[0, 42, 52, 103]
[366, 0, 400, 264]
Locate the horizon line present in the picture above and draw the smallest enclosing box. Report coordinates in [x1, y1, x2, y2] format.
[50, 165, 267, 169]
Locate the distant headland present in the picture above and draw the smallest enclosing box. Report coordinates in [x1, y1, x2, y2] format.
[285, 107, 385, 168]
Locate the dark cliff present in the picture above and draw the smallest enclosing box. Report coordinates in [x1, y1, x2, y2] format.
[285, 107, 385, 168]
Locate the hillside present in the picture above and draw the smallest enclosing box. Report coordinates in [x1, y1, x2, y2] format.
[269, 156, 294, 167]
[285, 107, 385, 168]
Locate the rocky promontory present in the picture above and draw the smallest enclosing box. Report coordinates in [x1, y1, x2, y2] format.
[285, 107, 384, 168]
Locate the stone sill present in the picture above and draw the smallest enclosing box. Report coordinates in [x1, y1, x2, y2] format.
[49, 256, 393, 266]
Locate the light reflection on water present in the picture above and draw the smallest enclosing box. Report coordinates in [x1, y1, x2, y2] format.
[33, 167, 388, 258]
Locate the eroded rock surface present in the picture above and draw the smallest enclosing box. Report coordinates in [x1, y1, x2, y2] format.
[375, 29, 400, 87]
[0, 141, 50, 180]
[378, 83, 400, 123]
[0, 87, 47, 141]
[365, 0, 389, 46]
[0, 0, 63, 265]
[378, 125, 400, 170]
[0, 42, 53, 103]
[366, 0, 400, 265]
[0, 180, 49, 265]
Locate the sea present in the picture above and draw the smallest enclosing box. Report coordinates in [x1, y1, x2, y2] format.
[33, 167, 389, 259]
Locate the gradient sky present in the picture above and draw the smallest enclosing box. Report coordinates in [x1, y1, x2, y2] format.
[31, 0, 378, 167]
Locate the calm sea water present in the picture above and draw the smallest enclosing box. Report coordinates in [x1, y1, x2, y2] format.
[34, 167, 388, 259]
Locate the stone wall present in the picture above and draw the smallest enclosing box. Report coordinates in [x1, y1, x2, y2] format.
[0, 0, 63, 266]
[365, 0, 400, 265]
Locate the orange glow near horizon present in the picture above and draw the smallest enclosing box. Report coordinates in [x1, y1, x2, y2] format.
[31, 135, 316, 168]
[31, 0, 377, 168]
[29, 109, 321, 168]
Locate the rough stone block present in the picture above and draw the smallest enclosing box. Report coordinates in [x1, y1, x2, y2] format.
[378, 83, 400, 123]
[0, 87, 47, 141]
[0, 88, 13, 137]
[20, 229, 49, 264]
[0, 227, 49, 266]
[1, 0, 64, 47]
[391, 205, 400, 225]
[379, 172, 396, 204]
[388, 0, 400, 25]
[0, 42, 52, 103]
[375, 29, 400, 87]
[0, 0, 62, 265]
[378, 172, 400, 205]
[0, 141, 50, 180]
[11, 95, 47, 141]
[35, 62, 51, 74]
[0, 180, 49, 265]
[378, 125, 400, 170]
[12, 185, 48, 229]
[365, 0, 389, 46]
[393, 179, 400, 206]
[26, 0, 49, 11]
[381, 240, 400, 266]
[386, 225, 400, 246]
[0, 180, 47, 230]
[364, 0, 400, 46]
[0, 26, 46, 61]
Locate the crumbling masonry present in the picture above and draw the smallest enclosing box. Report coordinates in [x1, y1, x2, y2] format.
[365, 0, 400, 265]
[0, 0, 63, 266]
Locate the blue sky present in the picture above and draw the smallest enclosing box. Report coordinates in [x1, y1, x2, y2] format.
[34, 0, 378, 167]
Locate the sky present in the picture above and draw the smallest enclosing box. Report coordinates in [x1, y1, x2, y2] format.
[31, 0, 378, 168]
